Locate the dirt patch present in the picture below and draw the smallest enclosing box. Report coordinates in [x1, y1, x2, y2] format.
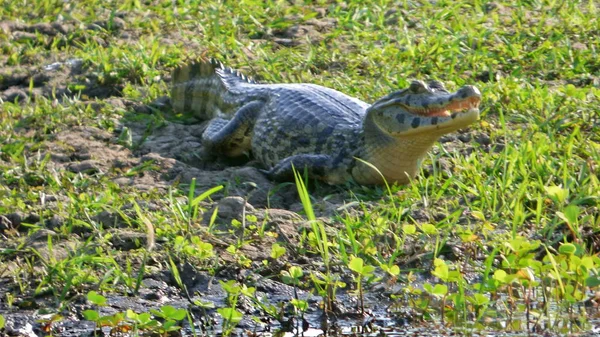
[0, 17, 134, 103]
[0, 57, 122, 103]
[250, 16, 338, 47]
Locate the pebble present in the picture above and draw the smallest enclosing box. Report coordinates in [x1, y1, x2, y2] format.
[66, 160, 101, 174]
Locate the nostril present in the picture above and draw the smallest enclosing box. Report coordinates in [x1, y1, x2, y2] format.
[470, 86, 482, 97]
[458, 85, 482, 98]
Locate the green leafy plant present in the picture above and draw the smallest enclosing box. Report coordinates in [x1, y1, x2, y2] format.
[348, 256, 376, 313]
[217, 280, 247, 336]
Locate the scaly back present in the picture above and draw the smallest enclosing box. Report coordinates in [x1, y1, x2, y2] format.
[171, 59, 256, 120]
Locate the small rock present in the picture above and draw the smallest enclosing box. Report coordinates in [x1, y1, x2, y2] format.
[27, 22, 56, 35]
[458, 133, 472, 143]
[88, 17, 126, 32]
[105, 97, 127, 110]
[286, 24, 320, 39]
[314, 7, 327, 18]
[110, 17, 126, 31]
[3, 318, 37, 337]
[66, 58, 84, 73]
[86, 23, 104, 31]
[385, 8, 398, 17]
[3, 212, 24, 228]
[93, 210, 124, 228]
[50, 153, 70, 162]
[411, 209, 432, 223]
[51, 22, 69, 34]
[0, 215, 14, 231]
[305, 18, 337, 31]
[90, 35, 108, 47]
[113, 177, 133, 186]
[272, 37, 298, 47]
[24, 213, 41, 225]
[121, 201, 161, 212]
[214, 196, 256, 222]
[109, 229, 147, 250]
[43, 194, 58, 202]
[1, 212, 39, 231]
[44, 61, 64, 72]
[475, 70, 502, 83]
[143, 290, 164, 301]
[44, 214, 64, 230]
[2, 88, 28, 103]
[484, 2, 499, 12]
[112, 158, 130, 169]
[66, 160, 101, 174]
[439, 134, 457, 143]
[133, 103, 151, 114]
[475, 133, 492, 146]
[31, 72, 50, 86]
[0, 70, 28, 89]
[0, 21, 14, 33]
[30, 239, 70, 261]
[12, 31, 37, 42]
[73, 151, 93, 161]
[266, 208, 302, 221]
[27, 228, 57, 242]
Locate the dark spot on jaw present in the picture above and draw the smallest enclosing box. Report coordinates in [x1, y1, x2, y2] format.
[451, 112, 458, 119]
[431, 117, 438, 125]
[411, 117, 420, 128]
[396, 114, 405, 124]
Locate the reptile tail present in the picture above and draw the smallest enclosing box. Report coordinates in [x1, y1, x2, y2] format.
[171, 58, 255, 119]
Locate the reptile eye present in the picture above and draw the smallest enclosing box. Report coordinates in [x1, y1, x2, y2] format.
[409, 80, 429, 94]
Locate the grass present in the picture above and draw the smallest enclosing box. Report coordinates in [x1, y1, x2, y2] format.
[0, 0, 599, 335]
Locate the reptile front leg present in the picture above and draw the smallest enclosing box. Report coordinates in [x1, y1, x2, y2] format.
[202, 100, 263, 157]
[264, 154, 350, 184]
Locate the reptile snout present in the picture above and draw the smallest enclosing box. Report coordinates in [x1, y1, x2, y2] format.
[456, 85, 482, 100]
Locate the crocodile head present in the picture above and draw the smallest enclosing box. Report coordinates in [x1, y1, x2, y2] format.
[367, 80, 481, 137]
[353, 80, 481, 185]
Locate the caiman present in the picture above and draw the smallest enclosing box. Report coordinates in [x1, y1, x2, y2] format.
[171, 59, 481, 185]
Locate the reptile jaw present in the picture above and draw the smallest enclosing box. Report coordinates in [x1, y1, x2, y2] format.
[368, 84, 482, 137]
[406, 95, 481, 118]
